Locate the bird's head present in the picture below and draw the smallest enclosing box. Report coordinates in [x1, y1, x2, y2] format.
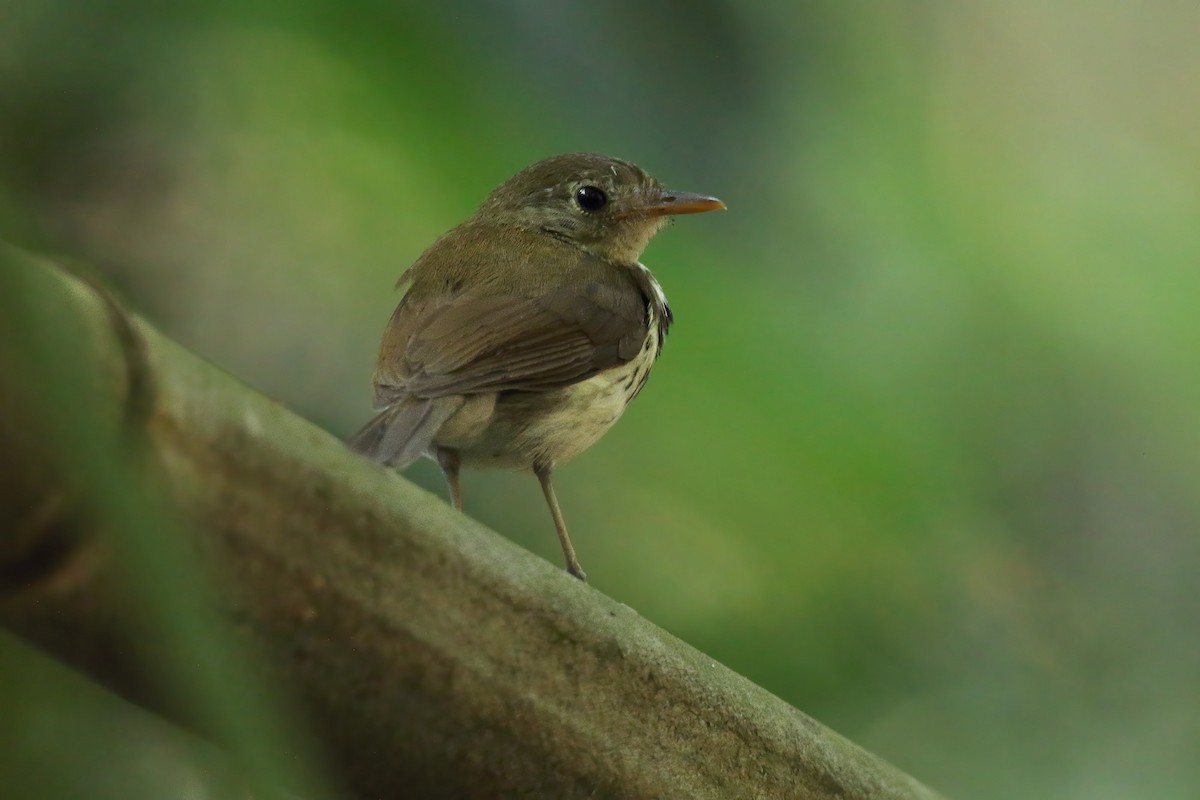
[473, 153, 724, 265]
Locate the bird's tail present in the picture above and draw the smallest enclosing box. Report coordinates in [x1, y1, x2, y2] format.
[347, 397, 463, 469]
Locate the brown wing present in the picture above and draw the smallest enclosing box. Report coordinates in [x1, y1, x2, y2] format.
[372, 268, 648, 408]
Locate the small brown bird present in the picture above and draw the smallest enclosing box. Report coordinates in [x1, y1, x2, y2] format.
[350, 153, 724, 580]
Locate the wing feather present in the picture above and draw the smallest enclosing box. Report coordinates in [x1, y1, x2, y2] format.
[371, 242, 649, 408]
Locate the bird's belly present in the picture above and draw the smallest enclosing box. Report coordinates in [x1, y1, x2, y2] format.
[446, 342, 657, 470]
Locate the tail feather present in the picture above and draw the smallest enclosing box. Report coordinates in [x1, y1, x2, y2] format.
[348, 397, 463, 469]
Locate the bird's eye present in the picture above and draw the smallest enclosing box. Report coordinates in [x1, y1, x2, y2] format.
[574, 185, 608, 212]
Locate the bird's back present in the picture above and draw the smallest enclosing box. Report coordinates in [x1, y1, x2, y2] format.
[353, 222, 667, 469]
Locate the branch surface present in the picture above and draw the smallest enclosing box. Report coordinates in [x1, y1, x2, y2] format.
[0, 250, 943, 800]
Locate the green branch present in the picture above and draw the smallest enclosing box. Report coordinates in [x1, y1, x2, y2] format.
[0, 248, 943, 800]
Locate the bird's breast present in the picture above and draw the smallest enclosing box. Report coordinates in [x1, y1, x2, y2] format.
[446, 307, 663, 470]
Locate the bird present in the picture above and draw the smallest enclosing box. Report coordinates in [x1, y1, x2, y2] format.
[349, 153, 724, 581]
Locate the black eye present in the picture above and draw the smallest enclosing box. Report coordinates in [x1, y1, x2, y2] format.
[574, 185, 608, 212]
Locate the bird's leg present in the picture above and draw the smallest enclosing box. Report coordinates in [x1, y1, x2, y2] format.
[534, 464, 586, 582]
[436, 447, 462, 511]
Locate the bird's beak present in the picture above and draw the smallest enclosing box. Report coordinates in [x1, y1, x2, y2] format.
[630, 190, 726, 218]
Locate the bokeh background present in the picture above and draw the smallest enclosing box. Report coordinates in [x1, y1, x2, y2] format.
[4, 2, 1199, 798]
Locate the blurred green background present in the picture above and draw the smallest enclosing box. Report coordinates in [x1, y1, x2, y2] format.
[3, 1, 1199, 798]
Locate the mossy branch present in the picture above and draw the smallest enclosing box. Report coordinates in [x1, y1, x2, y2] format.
[0, 249, 943, 800]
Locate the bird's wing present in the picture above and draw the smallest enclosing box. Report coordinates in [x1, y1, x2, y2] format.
[372, 276, 648, 407]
